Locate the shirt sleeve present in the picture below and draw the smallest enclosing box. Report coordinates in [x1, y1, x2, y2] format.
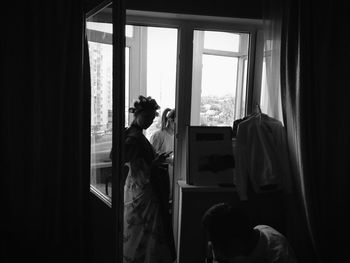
[150, 131, 164, 154]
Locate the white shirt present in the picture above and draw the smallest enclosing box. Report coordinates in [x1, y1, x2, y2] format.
[235, 113, 293, 200]
[249, 225, 297, 263]
[150, 129, 174, 154]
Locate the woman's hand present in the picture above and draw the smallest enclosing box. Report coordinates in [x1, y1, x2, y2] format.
[153, 151, 172, 166]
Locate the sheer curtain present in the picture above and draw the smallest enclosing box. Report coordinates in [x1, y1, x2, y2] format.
[259, 0, 283, 121]
[261, 0, 317, 261]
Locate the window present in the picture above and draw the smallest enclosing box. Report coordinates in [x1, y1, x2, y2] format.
[87, 17, 179, 202]
[259, 39, 283, 122]
[87, 13, 113, 201]
[125, 25, 178, 140]
[87, 9, 262, 208]
[191, 30, 250, 126]
[86, 10, 263, 263]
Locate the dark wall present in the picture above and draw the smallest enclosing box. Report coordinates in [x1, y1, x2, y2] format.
[85, 0, 263, 19]
[126, 0, 263, 19]
[88, 193, 114, 263]
[178, 187, 240, 263]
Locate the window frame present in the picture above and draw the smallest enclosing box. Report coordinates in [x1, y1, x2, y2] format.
[125, 9, 263, 175]
[87, 10, 264, 261]
[87, 9, 264, 205]
[126, 10, 264, 260]
[191, 30, 251, 125]
[86, 20, 114, 205]
[125, 26, 148, 125]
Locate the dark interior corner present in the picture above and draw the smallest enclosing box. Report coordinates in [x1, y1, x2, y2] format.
[1, 0, 349, 263]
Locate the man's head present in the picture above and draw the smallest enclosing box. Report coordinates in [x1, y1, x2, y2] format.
[202, 203, 254, 262]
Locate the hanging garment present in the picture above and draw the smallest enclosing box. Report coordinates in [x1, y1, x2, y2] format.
[234, 113, 293, 200]
[232, 116, 250, 137]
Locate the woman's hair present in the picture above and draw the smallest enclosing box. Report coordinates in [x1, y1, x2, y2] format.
[161, 108, 176, 130]
[129, 95, 160, 115]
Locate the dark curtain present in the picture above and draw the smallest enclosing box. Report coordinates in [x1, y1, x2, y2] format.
[1, 1, 90, 262]
[280, 0, 350, 262]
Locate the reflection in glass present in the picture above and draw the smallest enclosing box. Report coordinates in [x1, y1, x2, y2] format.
[87, 9, 113, 200]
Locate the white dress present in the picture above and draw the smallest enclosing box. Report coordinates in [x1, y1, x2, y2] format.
[123, 125, 176, 263]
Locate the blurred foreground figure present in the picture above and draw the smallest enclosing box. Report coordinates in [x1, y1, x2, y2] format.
[202, 203, 297, 263]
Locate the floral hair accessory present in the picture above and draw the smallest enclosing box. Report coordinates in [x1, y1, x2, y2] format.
[129, 95, 160, 116]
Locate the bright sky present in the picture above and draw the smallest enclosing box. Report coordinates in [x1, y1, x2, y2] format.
[87, 23, 248, 111]
[204, 31, 240, 52]
[146, 27, 177, 110]
[201, 54, 238, 97]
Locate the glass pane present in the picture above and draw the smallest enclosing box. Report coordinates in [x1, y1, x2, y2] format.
[87, 22, 113, 34]
[126, 25, 133, 37]
[124, 25, 177, 140]
[124, 25, 178, 203]
[241, 59, 248, 116]
[204, 31, 240, 52]
[260, 56, 270, 115]
[123, 26, 178, 261]
[125, 47, 130, 126]
[192, 30, 250, 126]
[87, 7, 113, 200]
[145, 26, 178, 140]
[200, 54, 238, 126]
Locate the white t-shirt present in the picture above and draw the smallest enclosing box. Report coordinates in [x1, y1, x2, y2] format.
[150, 129, 174, 154]
[248, 225, 297, 263]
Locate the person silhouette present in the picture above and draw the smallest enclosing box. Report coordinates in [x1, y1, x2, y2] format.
[123, 96, 176, 263]
[202, 202, 297, 263]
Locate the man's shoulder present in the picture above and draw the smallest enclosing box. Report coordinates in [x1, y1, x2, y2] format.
[254, 224, 273, 230]
[254, 225, 281, 236]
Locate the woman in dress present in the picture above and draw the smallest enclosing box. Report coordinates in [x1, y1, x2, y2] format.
[123, 95, 176, 263]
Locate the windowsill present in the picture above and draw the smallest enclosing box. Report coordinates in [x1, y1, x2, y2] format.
[90, 185, 112, 207]
[91, 161, 112, 169]
[178, 180, 236, 192]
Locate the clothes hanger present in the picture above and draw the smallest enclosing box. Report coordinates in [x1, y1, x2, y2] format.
[255, 102, 262, 114]
[254, 102, 263, 124]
